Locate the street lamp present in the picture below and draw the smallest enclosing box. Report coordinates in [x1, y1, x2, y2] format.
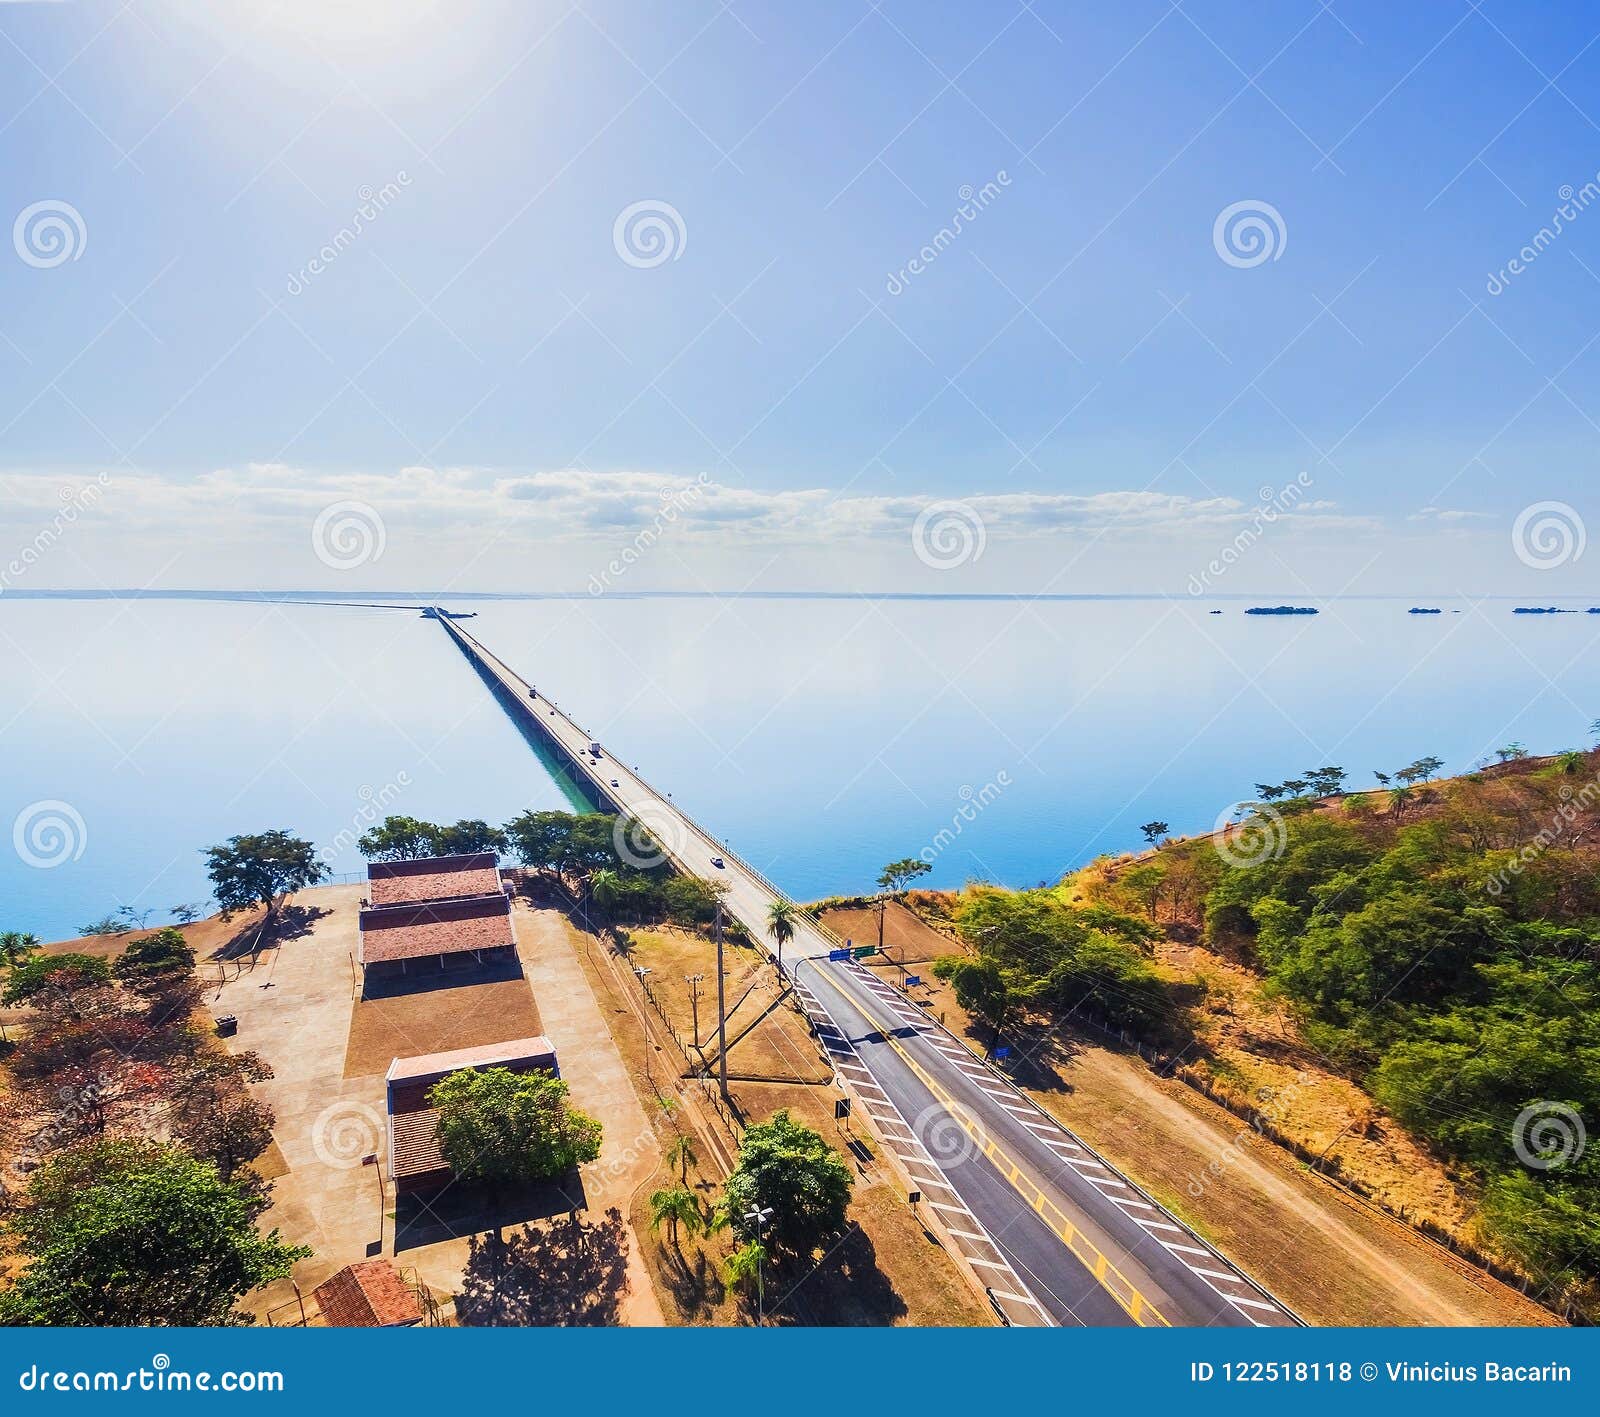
[744, 1204, 774, 1325]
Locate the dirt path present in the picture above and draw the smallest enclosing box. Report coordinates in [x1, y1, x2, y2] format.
[1026, 1035, 1555, 1326]
[517, 903, 665, 1326]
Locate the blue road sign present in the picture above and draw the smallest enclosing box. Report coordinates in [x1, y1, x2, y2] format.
[995, 1046, 1012, 1059]
[828, 948, 851, 962]
[904, 974, 922, 987]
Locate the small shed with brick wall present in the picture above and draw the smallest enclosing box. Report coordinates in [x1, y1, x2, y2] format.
[386, 1036, 560, 1194]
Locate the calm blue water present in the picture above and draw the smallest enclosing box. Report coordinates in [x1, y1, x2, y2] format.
[4, 595, 1598, 939]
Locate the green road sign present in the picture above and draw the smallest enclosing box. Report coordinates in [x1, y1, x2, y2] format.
[852, 945, 877, 958]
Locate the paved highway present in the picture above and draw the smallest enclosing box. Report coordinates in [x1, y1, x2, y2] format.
[435, 611, 1301, 1329]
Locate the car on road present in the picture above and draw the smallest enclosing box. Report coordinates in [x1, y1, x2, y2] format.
[710, 856, 725, 869]
[610, 778, 620, 787]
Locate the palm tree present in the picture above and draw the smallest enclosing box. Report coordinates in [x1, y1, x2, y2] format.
[766, 901, 797, 978]
[589, 868, 624, 922]
[724, 1239, 766, 1313]
[648, 1186, 702, 1248]
[0, 932, 38, 969]
[666, 1133, 697, 1183]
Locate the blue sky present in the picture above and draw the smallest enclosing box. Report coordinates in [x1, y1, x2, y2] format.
[3, 0, 1600, 594]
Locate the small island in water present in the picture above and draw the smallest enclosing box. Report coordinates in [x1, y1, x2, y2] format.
[1409, 607, 1442, 615]
[1245, 605, 1319, 615]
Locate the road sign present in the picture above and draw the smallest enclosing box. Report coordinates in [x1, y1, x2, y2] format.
[904, 974, 922, 987]
[852, 944, 877, 958]
[834, 1097, 852, 1120]
[908, 1190, 922, 1205]
[995, 1046, 1012, 1060]
[827, 948, 851, 962]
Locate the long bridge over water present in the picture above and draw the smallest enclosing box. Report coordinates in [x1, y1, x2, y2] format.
[433, 609, 1299, 1329]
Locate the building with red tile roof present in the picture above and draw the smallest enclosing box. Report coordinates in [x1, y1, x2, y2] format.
[357, 852, 516, 981]
[367, 852, 503, 907]
[312, 1260, 423, 1327]
[385, 1037, 559, 1193]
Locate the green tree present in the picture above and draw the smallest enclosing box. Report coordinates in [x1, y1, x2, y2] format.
[434, 819, 509, 856]
[933, 956, 1011, 1045]
[112, 927, 195, 990]
[429, 1066, 602, 1184]
[0, 931, 39, 969]
[663, 875, 720, 927]
[723, 1239, 766, 1309]
[589, 868, 625, 921]
[203, 830, 328, 922]
[766, 901, 797, 975]
[876, 857, 932, 897]
[356, 815, 442, 861]
[1138, 821, 1169, 846]
[719, 1109, 851, 1262]
[0, 1140, 307, 1326]
[2, 953, 112, 1009]
[648, 1186, 702, 1247]
[666, 1132, 697, 1182]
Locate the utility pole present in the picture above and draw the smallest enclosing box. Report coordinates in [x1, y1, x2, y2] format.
[714, 901, 729, 1101]
[685, 973, 705, 1044]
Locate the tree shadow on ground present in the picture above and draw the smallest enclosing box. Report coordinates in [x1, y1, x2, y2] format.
[210, 905, 330, 962]
[768, 1224, 908, 1327]
[657, 1241, 725, 1319]
[455, 1207, 631, 1326]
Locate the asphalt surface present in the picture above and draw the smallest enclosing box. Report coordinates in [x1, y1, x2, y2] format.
[436, 612, 1301, 1329]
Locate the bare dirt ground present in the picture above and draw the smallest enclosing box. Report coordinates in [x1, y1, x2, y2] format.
[872, 895, 1556, 1328]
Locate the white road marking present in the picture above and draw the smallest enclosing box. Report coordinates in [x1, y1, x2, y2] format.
[1226, 1295, 1280, 1313]
[1111, 1196, 1157, 1211]
[1161, 1241, 1211, 1257]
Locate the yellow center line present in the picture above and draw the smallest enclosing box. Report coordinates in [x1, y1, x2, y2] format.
[834, 970, 1171, 1328]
